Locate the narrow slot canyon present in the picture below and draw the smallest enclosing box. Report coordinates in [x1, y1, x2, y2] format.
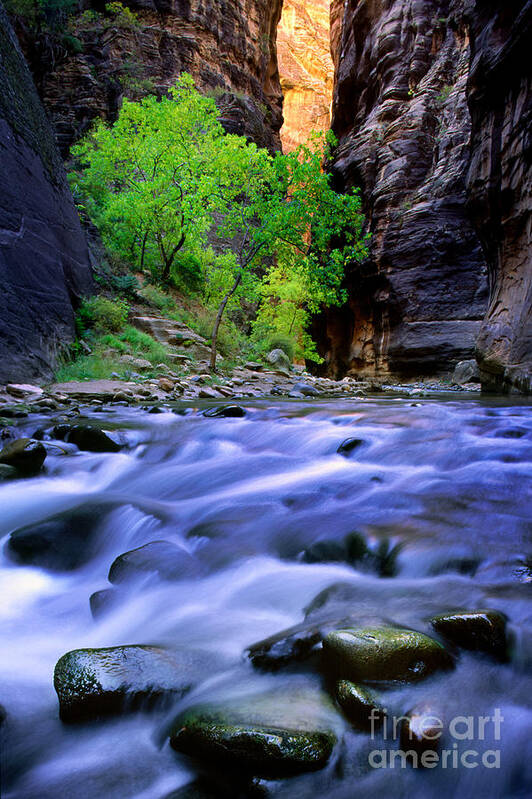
[277, 0, 333, 152]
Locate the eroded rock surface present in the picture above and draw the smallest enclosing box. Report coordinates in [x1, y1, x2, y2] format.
[466, 1, 532, 394]
[13, 0, 284, 153]
[314, 0, 488, 380]
[0, 5, 92, 383]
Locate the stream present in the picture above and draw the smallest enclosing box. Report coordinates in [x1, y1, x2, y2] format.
[1, 395, 532, 798]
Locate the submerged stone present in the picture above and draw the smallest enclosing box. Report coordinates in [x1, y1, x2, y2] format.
[335, 680, 386, 730]
[322, 626, 453, 683]
[6, 507, 105, 571]
[337, 438, 365, 455]
[0, 438, 46, 474]
[169, 686, 338, 778]
[108, 540, 198, 584]
[400, 702, 443, 758]
[54, 645, 212, 721]
[52, 424, 121, 453]
[430, 610, 508, 660]
[89, 588, 122, 619]
[203, 405, 246, 418]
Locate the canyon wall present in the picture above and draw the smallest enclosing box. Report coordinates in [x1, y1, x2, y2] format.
[466, 0, 532, 393]
[14, 0, 284, 154]
[277, 0, 334, 151]
[0, 3, 92, 383]
[314, 0, 489, 379]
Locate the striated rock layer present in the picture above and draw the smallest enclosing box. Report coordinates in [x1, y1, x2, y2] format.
[277, 0, 334, 151]
[0, 3, 92, 383]
[466, 1, 532, 393]
[15, 0, 284, 154]
[313, 0, 489, 379]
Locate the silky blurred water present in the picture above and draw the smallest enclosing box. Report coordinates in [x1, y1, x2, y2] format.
[1, 395, 531, 798]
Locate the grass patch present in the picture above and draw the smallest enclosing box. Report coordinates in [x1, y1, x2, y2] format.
[55, 353, 125, 382]
[101, 325, 170, 364]
[55, 325, 177, 382]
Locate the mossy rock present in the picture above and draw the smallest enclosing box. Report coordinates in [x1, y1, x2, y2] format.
[54, 645, 215, 721]
[170, 686, 338, 778]
[322, 626, 453, 684]
[0, 438, 46, 474]
[430, 610, 508, 660]
[335, 680, 386, 730]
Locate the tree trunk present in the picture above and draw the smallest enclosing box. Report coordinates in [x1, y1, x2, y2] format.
[210, 272, 242, 371]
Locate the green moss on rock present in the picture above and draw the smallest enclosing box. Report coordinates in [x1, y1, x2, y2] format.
[170, 687, 338, 778]
[322, 626, 453, 684]
[54, 645, 216, 721]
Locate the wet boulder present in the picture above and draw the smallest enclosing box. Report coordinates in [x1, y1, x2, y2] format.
[0, 438, 46, 475]
[52, 424, 121, 453]
[322, 626, 453, 684]
[6, 508, 104, 571]
[335, 680, 386, 731]
[89, 588, 123, 619]
[108, 540, 198, 584]
[430, 610, 508, 660]
[400, 702, 443, 758]
[0, 464, 17, 480]
[302, 533, 400, 577]
[247, 617, 350, 670]
[169, 685, 338, 778]
[203, 405, 246, 418]
[337, 438, 365, 455]
[54, 645, 213, 721]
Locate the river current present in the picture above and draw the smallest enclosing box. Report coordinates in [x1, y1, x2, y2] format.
[1, 395, 531, 798]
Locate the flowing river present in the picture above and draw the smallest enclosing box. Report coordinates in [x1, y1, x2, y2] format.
[1, 395, 531, 798]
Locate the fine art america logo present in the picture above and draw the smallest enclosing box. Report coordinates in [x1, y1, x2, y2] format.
[368, 708, 504, 769]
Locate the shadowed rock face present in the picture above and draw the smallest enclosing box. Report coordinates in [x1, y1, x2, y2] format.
[15, 0, 284, 153]
[0, 4, 92, 383]
[466, 1, 532, 394]
[313, 0, 489, 380]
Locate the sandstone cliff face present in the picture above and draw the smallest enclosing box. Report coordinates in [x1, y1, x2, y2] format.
[277, 0, 334, 151]
[0, 3, 93, 383]
[316, 0, 489, 379]
[466, 0, 532, 393]
[16, 0, 283, 154]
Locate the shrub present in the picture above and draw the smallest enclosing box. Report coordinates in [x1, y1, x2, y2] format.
[170, 250, 203, 293]
[265, 333, 295, 361]
[140, 285, 177, 314]
[76, 296, 129, 336]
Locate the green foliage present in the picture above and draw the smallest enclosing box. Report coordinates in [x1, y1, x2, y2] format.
[76, 296, 129, 336]
[140, 285, 177, 313]
[170, 249, 204, 293]
[101, 325, 170, 364]
[55, 353, 124, 382]
[70, 76, 368, 367]
[436, 84, 453, 104]
[104, 2, 139, 29]
[265, 333, 295, 361]
[5, 0, 77, 31]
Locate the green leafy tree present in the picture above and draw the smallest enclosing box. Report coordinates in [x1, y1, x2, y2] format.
[207, 131, 368, 368]
[70, 76, 368, 370]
